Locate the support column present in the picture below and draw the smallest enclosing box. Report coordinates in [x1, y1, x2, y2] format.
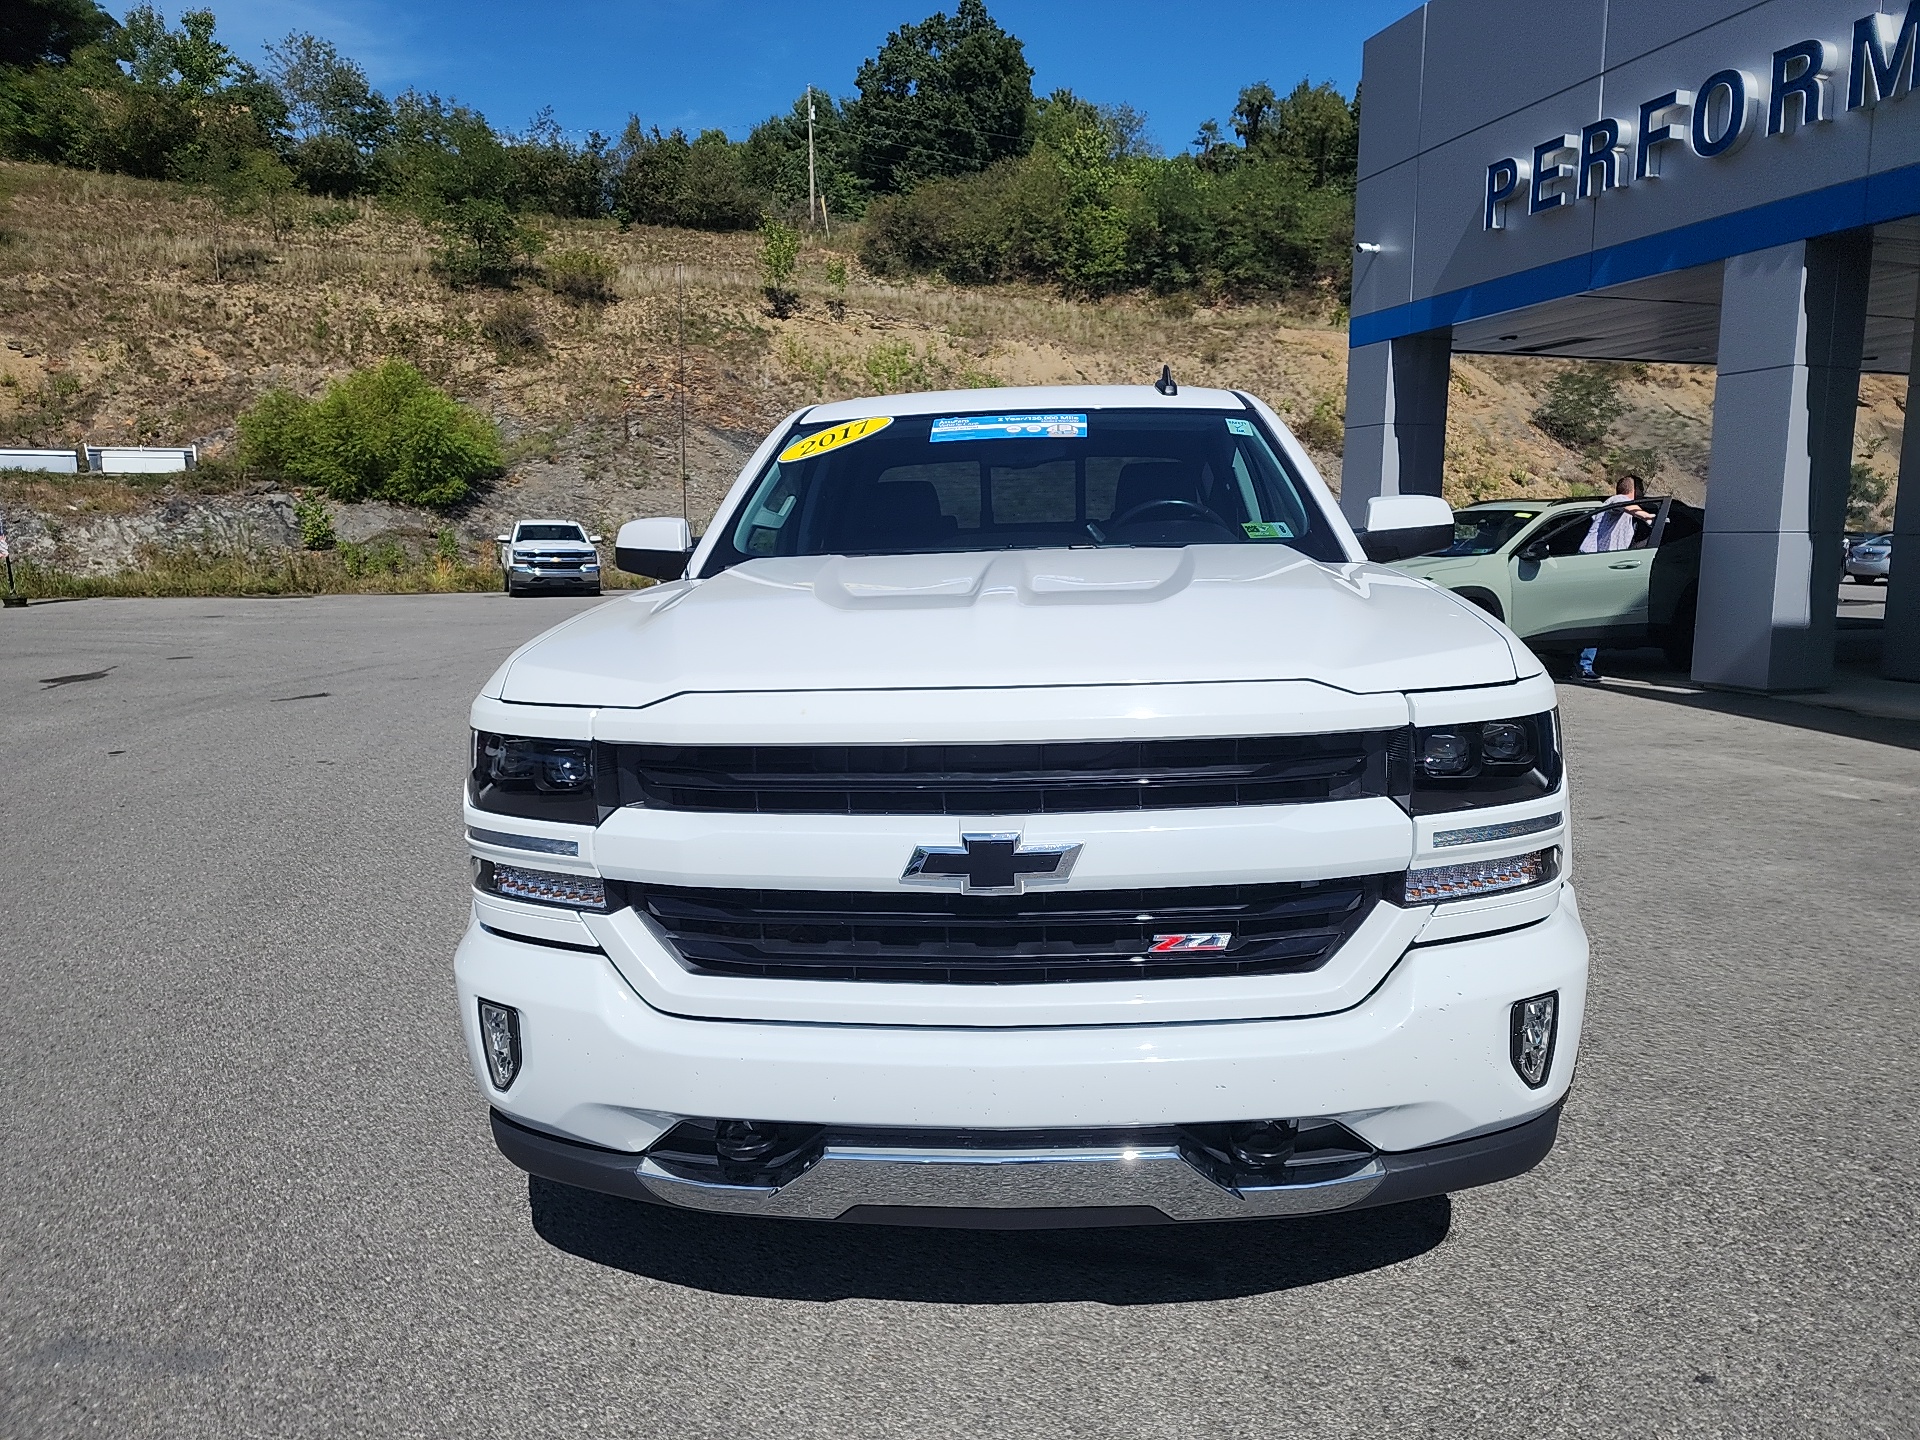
[1340, 327, 1452, 529]
[1693, 234, 1869, 692]
[1884, 293, 1920, 681]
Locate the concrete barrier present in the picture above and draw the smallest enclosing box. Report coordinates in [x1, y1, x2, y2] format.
[84, 446, 198, 474]
[0, 448, 79, 473]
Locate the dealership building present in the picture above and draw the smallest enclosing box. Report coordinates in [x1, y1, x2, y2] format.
[1345, 0, 1920, 690]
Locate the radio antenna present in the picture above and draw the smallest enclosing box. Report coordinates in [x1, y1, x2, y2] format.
[677, 263, 688, 523]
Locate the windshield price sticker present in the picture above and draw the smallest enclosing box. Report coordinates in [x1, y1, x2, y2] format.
[778, 415, 893, 464]
[1242, 521, 1293, 540]
[930, 413, 1088, 443]
[1225, 417, 1257, 435]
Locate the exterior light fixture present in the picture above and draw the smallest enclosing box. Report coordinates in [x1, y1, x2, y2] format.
[1510, 993, 1558, 1088]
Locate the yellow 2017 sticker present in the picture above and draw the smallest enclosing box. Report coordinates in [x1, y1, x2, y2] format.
[778, 415, 893, 464]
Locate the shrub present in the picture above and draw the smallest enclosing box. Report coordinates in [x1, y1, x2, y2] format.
[542, 248, 618, 303]
[1849, 462, 1891, 530]
[236, 359, 502, 509]
[865, 341, 933, 392]
[1295, 394, 1345, 452]
[1533, 365, 1627, 452]
[292, 493, 336, 549]
[481, 299, 545, 362]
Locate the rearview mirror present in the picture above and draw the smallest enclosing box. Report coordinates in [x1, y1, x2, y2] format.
[1518, 539, 1550, 563]
[588, 534, 603, 544]
[615, 517, 694, 580]
[495, 534, 510, 544]
[1357, 494, 1454, 563]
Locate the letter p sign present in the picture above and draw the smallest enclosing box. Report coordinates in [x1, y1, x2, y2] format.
[1486, 156, 1525, 230]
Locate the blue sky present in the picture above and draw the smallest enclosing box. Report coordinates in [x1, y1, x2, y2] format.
[198, 1, 1412, 150]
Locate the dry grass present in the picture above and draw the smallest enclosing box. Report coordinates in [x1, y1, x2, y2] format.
[6, 545, 656, 599]
[5, 155, 1899, 538]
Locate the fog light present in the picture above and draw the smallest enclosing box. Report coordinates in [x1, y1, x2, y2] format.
[478, 1000, 522, 1091]
[477, 859, 606, 910]
[1402, 848, 1555, 904]
[1510, 992, 1557, 1088]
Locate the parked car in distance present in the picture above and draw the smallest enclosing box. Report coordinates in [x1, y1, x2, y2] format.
[1846, 533, 1892, 585]
[1393, 496, 1704, 668]
[496, 520, 603, 597]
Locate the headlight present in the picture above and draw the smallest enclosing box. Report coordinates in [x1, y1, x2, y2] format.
[475, 858, 609, 910]
[1400, 847, 1558, 904]
[1408, 711, 1561, 813]
[470, 731, 600, 823]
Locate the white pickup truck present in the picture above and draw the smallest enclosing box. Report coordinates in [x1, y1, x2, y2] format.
[458, 384, 1587, 1228]
[496, 520, 602, 597]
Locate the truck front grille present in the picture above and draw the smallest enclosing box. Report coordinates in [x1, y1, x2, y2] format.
[609, 733, 1401, 816]
[633, 876, 1382, 984]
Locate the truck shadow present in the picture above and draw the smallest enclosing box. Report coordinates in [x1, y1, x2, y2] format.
[526, 1178, 1450, 1304]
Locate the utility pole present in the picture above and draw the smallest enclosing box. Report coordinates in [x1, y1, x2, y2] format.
[806, 86, 818, 230]
[677, 263, 688, 524]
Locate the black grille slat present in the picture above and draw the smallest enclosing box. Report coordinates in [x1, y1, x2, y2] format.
[612, 735, 1394, 816]
[636, 878, 1381, 984]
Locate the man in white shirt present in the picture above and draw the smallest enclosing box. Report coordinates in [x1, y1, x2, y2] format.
[1573, 474, 1655, 682]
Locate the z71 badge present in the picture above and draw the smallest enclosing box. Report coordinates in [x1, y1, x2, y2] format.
[1149, 933, 1233, 953]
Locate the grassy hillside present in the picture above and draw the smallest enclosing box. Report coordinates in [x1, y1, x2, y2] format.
[0, 161, 1903, 591]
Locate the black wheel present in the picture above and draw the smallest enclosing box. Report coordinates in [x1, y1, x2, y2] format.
[587, 587, 602, 597]
[1661, 585, 1699, 671]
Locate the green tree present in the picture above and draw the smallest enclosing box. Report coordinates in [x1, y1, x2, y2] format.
[431, 197, 545, 287]
[264, 30, 390, 194]
[760, 215, 800, 314]
[0, 0, 117, 68]
[844, 0, 1034, 193]
[739, 91, 865, 219]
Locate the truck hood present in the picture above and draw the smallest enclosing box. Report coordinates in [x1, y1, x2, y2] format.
[495, 547, 1518, 707]
[512, 540, 596, 554]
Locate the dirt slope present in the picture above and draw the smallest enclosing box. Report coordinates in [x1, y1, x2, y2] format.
[0, 161, 1902, 577]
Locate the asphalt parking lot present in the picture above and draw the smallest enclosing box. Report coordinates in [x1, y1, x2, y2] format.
[3, 593, 1917, 1438]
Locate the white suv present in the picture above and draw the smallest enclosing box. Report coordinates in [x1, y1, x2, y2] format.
[458, 385, 1587, 1228]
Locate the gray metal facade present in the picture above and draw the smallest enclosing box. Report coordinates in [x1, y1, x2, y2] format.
[1346, 0, 1920, 690]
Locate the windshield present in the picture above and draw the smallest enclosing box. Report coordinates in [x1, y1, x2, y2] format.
[1438, 508, 1545, 557]
[700, 408, 1344, 575]
[516, 524, 587, 543]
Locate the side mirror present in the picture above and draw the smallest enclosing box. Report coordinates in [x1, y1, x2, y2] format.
[615, 517, 694, 580]
[588, 534, 603, 545]
[1358, 494, 1454, 563]
[495, 534, 511, 544]
[1517, 539, 1550, 563]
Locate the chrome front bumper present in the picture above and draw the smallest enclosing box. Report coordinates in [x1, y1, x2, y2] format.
[491, 1104, 1564, 1228]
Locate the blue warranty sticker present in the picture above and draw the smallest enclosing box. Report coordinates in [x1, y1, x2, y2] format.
[1225, 417, 1257, 435]
[930, 413, 1088, 442]
[1242, 520, 1294, 540]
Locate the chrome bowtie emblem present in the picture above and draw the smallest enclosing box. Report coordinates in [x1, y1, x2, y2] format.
[902, 832, 1082, 896]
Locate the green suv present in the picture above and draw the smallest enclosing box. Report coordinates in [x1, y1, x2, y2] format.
[1393, 497, 1703, 668]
